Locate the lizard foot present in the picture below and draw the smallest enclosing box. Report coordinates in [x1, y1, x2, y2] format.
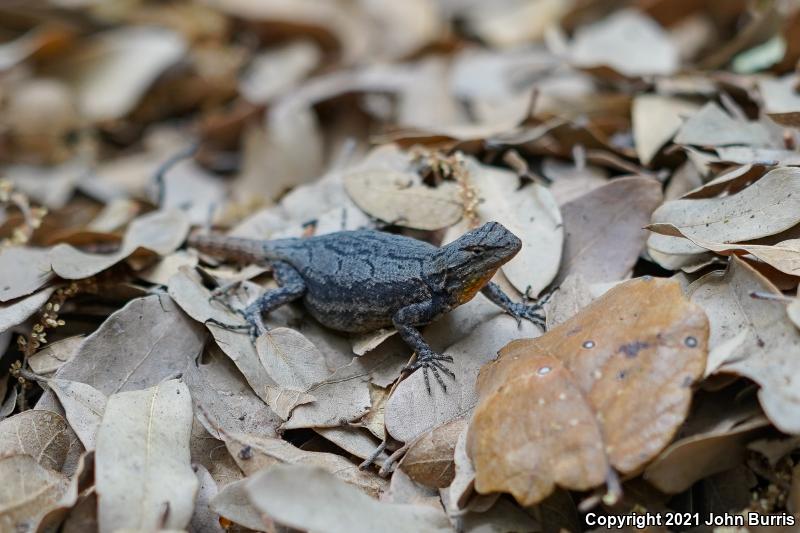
[209, 282, 239, 305]
[405, 351, 455, 394]
[205, 308, 266, 341]
[505, 302, 546, 329]
[508, 288, 558, 329]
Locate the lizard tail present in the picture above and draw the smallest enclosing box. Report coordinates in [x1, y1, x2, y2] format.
[187, 233, 268, 263]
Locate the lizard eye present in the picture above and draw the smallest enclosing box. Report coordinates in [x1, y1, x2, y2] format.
[463, 244, 487, 254]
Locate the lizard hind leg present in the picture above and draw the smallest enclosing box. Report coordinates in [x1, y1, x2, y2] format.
[207, 261, 306, 341]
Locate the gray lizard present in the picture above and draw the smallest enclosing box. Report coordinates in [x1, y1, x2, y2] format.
[188, 221, 546, 391]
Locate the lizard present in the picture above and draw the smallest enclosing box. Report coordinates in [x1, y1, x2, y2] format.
[188, 221, 547, 392]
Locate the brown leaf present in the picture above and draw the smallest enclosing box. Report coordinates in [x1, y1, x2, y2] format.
[399, 418, 466, 489]
[467, 277, 708, 505]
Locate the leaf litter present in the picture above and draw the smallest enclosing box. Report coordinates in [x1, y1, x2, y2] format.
[3, 1, 800, 531]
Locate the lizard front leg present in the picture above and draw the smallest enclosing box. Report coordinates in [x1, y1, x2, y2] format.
[208, 261, 306, 339]
[481, 281, 548, 329]
[392, 300, 455, 393]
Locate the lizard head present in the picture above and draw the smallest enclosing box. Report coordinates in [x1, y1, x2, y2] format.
[440, 221, 522, 303]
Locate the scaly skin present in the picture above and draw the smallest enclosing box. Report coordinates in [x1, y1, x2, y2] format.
[189, 221, 546, 391]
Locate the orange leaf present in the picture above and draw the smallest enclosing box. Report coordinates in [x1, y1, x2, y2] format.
[467, 277, 708, 506]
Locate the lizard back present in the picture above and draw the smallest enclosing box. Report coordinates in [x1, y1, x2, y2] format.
[189, 230, 441, 333]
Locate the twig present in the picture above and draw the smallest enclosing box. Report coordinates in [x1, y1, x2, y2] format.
[152, 143, 199, 208]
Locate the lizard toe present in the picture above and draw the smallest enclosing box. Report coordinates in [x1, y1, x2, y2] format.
[409, 351, 455, 394]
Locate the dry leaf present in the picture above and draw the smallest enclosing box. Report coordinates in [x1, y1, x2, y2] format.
[648, 222, 800, 277]
[460, 0, 567, 49]
[246, 464, 453, 533]
[570, 9, 679, 77]
[55, 294, 205, 394]
[715, 146, 800, 166]
[557, 176, 663, 285]
[189, 419, 244, 489]
[47, 379, 107, 449]
[674, 101, 775, 148]
[468, 277, 708, 505]
[160, 161, 227, 226]
[224, 432, 387, 498]
[239, 40, 320, 105]
[256, 327, 332, 389]
[191, 464, 225, 533]
[647, 167, 800, 262]
[344, 147, 463, 231]
[644, 392, 768, 493]
[360, 0, 440, 60]
[4, 161, 86, 209]
[680, 164, 765, 200]
[208, 479, 265, 531]
[545, 273, 595, 329]
[184, 344, 280, 440]
[28, 335, 82, 375]
[0, 454, 70, 533]
[50, 209, 190, 279]
[632, 95, 699, 165]
[384, 468, 440, 507]
[315, 426, 387, 462]
[95, 379, 198, 532]
[0, 409, 81, 473]
[399, 418, 466, 489]
[37, 450, 96, 533]
[58, 26, 187, 121]
[0, 287, 54, 334]
[0, 247, 54, 302]
[687, 257, 800, 433]
[282, 344, 407, 430]
[447, 424, 498, 512]
[138, 250, 199, 286]
[759, 74, 800, 126]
